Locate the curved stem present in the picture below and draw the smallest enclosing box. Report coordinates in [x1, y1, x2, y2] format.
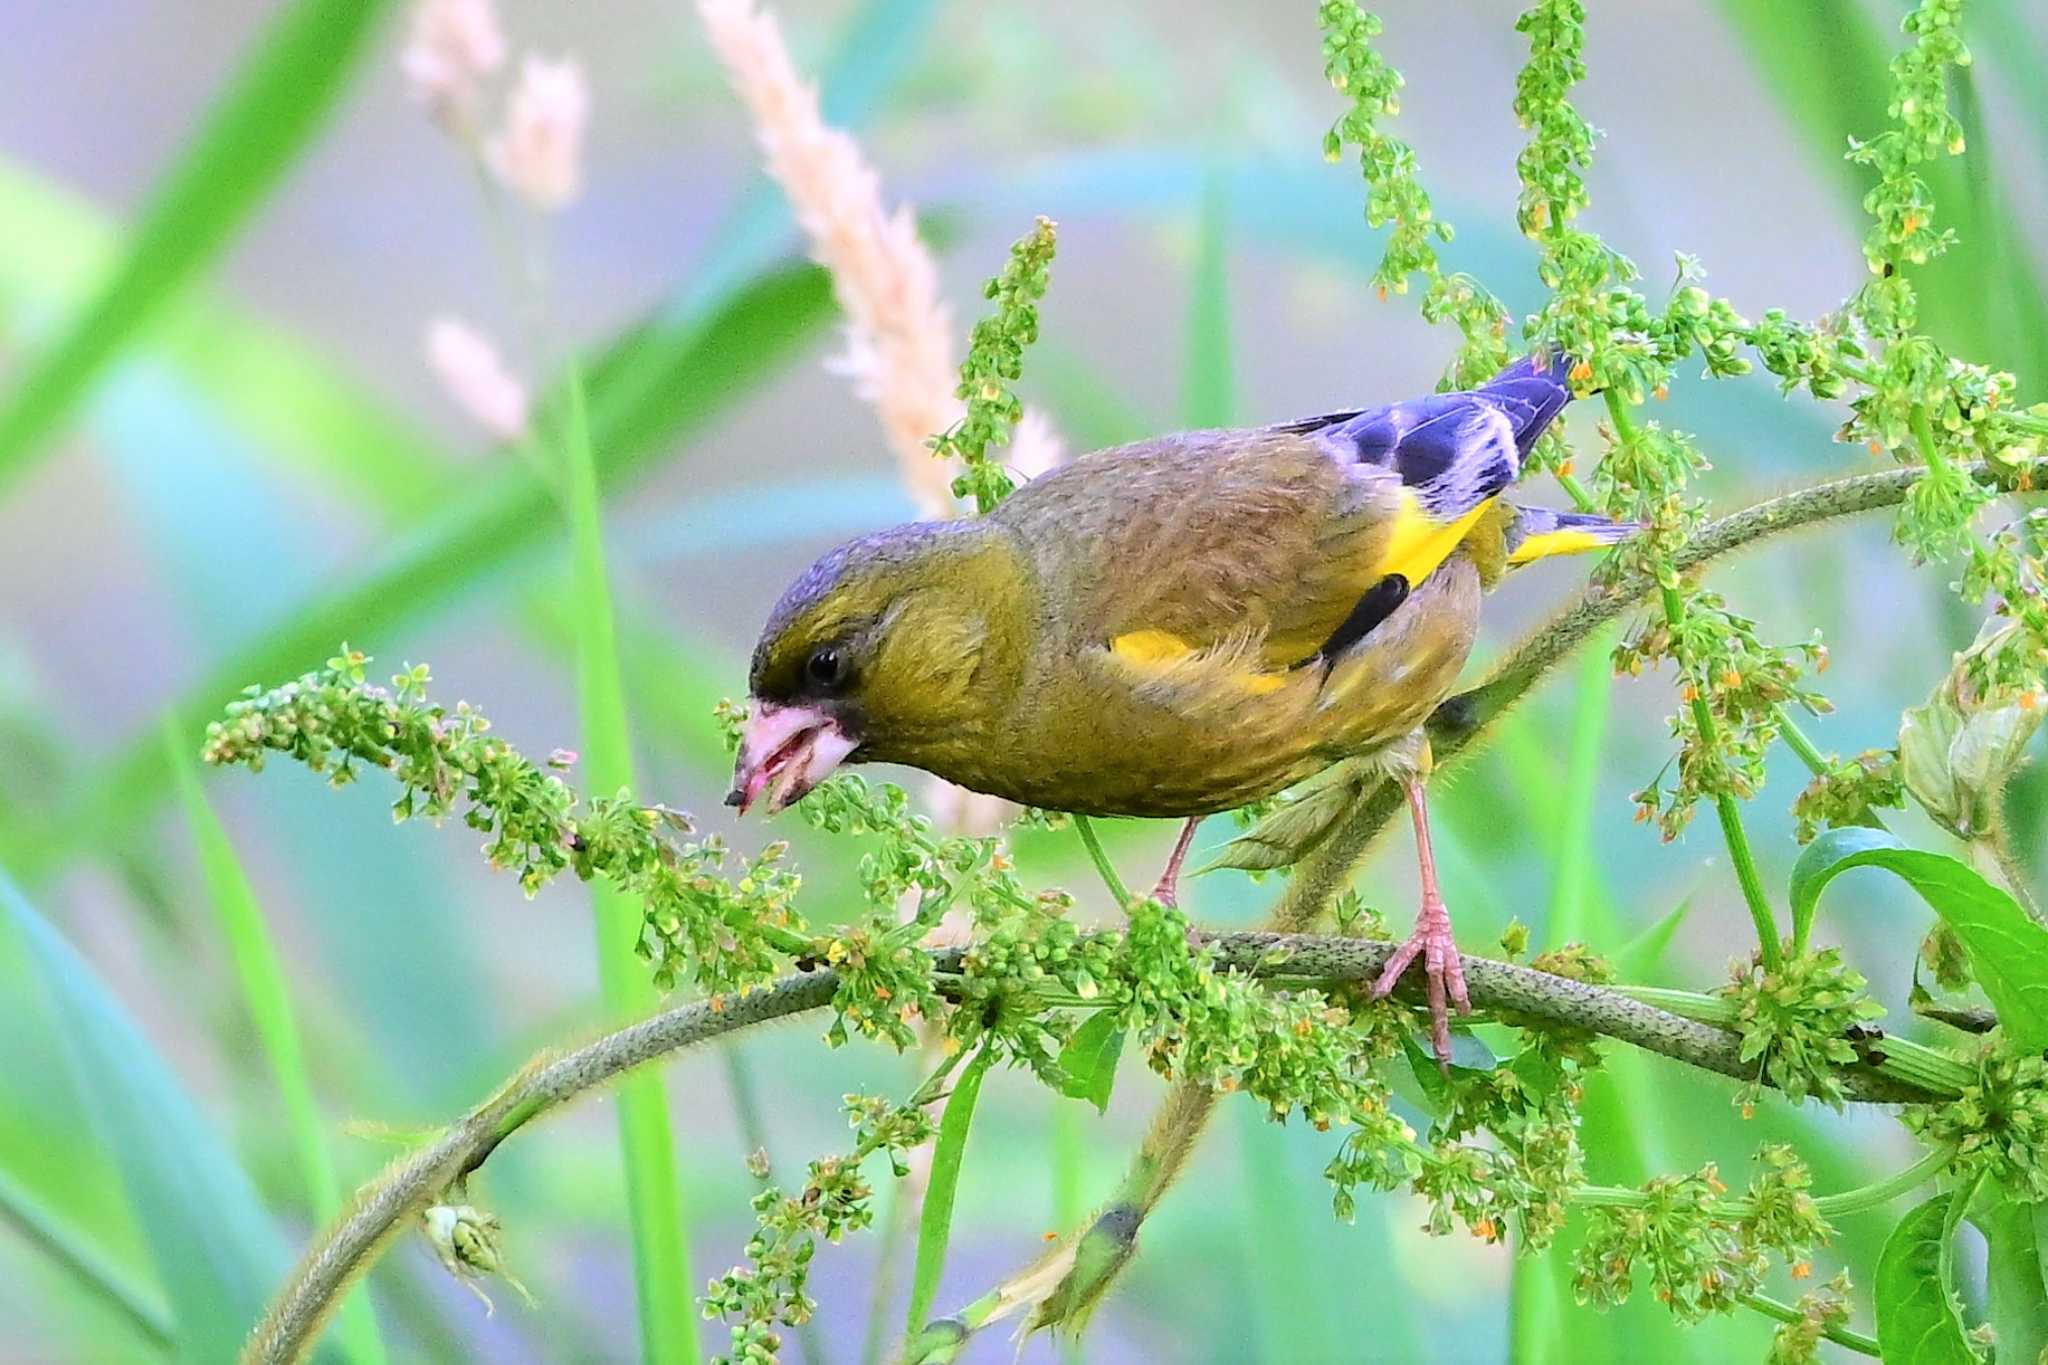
[1741, 1292, 1880, 1357]
[1572, 1143, 1953, 1221]
[1604, 390, 1781, 968]
[1070, 814, 1131, 906]
[247, 920, 1962, 1364]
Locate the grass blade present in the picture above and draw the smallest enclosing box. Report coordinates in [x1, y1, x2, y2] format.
[0, 872, 285, 1363]
[0, 0, 394, 493]
[164, 724, 386, 1365]
[561, 363, 699, 1362]
[906, 1046, 996, 1334]
[0, 1164, 171, 1353]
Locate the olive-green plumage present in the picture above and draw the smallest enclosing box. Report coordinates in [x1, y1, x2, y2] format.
[743, 355, 1633, 822]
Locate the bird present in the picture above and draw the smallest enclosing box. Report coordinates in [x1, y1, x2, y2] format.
[728, 353, 1634, 1064]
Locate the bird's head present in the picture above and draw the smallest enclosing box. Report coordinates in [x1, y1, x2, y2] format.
[728, 520, 1027, 815]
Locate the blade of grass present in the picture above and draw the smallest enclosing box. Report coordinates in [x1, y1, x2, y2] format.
[0, 255, 837, 883]
[0, 872, 286, 1364]
[0, 1164, 172, 1353]
[0, 0, 394, 493]
[560, 361, 698, 1363]
[164, 723, 386, 1365]
[905, 1045, 996, 1334]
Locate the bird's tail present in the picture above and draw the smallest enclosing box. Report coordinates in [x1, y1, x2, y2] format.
[1504, 503, 1640, 566]
[1474, 352, 1575, 463]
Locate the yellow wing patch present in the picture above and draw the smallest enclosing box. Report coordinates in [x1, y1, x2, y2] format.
[1374, 490, 1495, 585]
[1109, 629, 1191, 664]
[1108, 629, 1289, 695]
[1505, 527, 1611, 565]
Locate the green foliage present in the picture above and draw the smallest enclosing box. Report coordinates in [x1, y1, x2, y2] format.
[933, 216, 1058, 512]
[1791, 827, 2048, 1048]
[1903, 1041, 2048, 1200]
[561, 364, 701, 1364]
[0, 875, 285, 1364]
[906, 1044, 995, 1334]
[1722, 947, 1885, 1110]
[1573, 1147, 1832, 1324]
[705, 1088, 941, 1363]
[30, 0, 2048, 1359]
[167, 729, 385, 1365]
[1874, 1187, 1984, 1365]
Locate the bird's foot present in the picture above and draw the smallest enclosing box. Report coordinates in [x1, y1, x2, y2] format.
[1370, 894, 1471, 1070]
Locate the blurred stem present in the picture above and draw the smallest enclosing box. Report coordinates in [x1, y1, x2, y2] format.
[1740, 1292, 1880, 1357]
[244, 926, 1967, 1363]
[167, 725, 387, 1365]
[0, 1166, 172, 1350]
[1071, 815, 1131, 907]
[561, 362, 699, 1364]
[1606, 390, 1780, 970]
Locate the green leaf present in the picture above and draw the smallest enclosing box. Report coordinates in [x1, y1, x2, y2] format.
[164, 724, 385, 1365]
[1611, 897, 1694, 979]
[560, 364, 698, 1364]
[0, 872, 285, 1364]
[1055, 1012, 1126, 1114]
[1974, 1192, 2048, 1365]
[0, 0, 395, 494]
[907, 1046, 996, 1334]
[1875, 1187, 1984, 1365]
[1789, 827, 2048, 1048]
[0, 256, 838, 883]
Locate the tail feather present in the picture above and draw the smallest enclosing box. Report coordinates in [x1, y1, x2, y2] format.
[1474, 352, 1573, 460]
[1505, 503, 1639, 565]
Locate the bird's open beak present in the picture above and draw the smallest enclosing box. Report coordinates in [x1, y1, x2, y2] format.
[726, 701, 858, 815]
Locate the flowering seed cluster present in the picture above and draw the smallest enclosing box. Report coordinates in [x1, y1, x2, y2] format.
[930, 217, 1059, 513]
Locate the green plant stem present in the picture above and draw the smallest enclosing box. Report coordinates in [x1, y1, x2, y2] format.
[1740, 1291, 1881, 1357]
[243, 925, 1964, 1364]
[906, 1044, 996, 1334]
[168, 726, 387, 1365]
[1605, 390, 1782, 969]
[1572, 1144, 1952, 1220]
[561, 363, 698, 1364]
[1774, 707, 1834, 779]
[1071, 815, 1132, 906]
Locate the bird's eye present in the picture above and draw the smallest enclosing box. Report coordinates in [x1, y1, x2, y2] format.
[805, 646, 847, 692]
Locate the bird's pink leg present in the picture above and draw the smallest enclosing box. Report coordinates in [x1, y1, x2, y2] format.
[1370, 776, 1471, 1068]
[1149, 817, 1202, 907]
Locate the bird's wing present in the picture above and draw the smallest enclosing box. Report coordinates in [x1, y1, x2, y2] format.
[993, 356, 1576, 693]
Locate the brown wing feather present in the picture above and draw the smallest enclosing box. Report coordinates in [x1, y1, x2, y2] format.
[991, 427, 1398, 668]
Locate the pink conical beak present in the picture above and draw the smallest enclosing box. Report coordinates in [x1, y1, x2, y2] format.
[726, 702, 858, 815]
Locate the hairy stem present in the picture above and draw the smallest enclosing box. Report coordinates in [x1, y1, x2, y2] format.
[246, 916, 1962, 1364]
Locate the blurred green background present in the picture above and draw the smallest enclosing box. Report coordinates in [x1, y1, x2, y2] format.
[1, 0, 2043, 1360]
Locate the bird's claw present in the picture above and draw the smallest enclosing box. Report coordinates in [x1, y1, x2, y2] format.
[1370, 896, 1470, 1071]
